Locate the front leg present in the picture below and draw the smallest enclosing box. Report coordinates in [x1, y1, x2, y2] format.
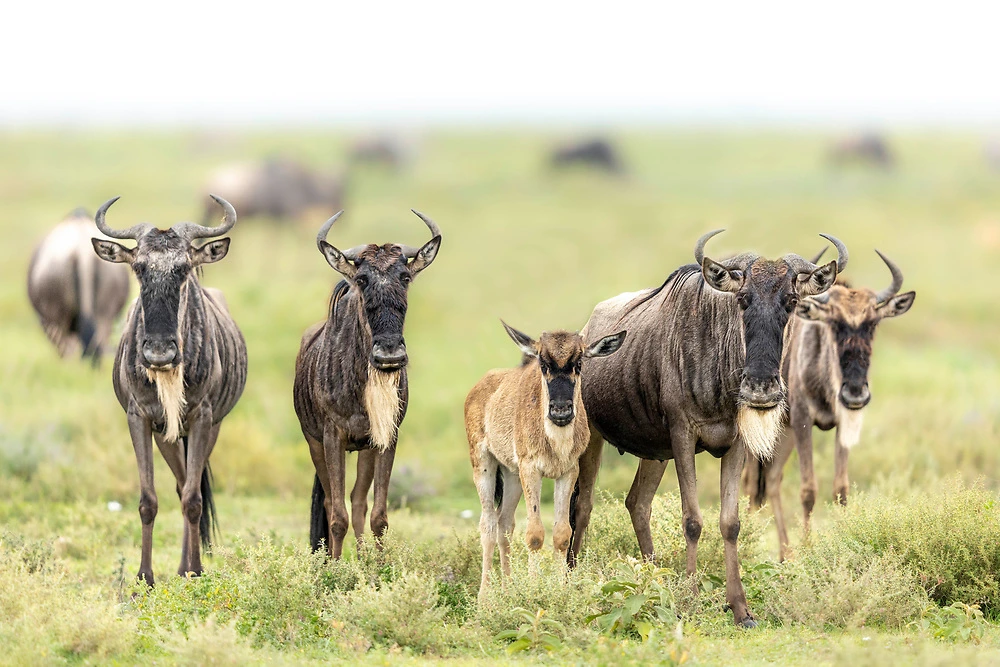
[154, 432, 189, 576]
[790, 402, 818, 537]
[352, 449, 377, 545]
[519, 464, 544, 551]
[552, 466, 579, 560]
[720, 442, 755, 628]
[128, 404, 157, 586]
[833, 430, 850, 505]
[323, 422, 350, 558]
[671, 423, 703, 578]
[180, 403, 213, 576]
[370, 445, 397, 545]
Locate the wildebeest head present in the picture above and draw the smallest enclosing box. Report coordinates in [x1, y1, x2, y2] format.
[317, 210, 441, 372]
[503, 322, 626, 427]
[695, 230, 848, 411]
[795, 249, 915, 410]
[91, 195, 237, 370]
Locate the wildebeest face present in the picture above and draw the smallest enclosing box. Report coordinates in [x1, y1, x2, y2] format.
[317, 210, 442, 372]
[797, 284, 915, 410]
[94, 230, 230, 369]
[503, 322, 626, 427]
[697, 231, 843, 411]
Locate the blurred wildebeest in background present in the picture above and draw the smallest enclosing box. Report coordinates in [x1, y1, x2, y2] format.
[550, 138, 626, 175]
[27, 207, 130, 364]
[743, 249, 915, 560]
[202, 157, 346, 222]
[91, 195, 248, 585]
[984, 139, 1000, 171]
[348, 135, 410, 171]
[827, 132, 894, 169]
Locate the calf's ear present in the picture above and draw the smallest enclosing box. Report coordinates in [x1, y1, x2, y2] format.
[92, 238, 134, 264]
[501, 320, 538, 358]
[585, 330, 627, 358]
[702, 258, 743, 293]
[877, 290, 915, 318]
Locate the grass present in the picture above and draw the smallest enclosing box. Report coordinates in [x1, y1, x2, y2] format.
[1, 128, 999, 664]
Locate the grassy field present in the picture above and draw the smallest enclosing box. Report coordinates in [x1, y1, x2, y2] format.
[1, 128, 999, 665]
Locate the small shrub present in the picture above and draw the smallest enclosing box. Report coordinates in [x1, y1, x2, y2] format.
[587, 557, 678, 640]
[495, 608, 565, 653]
[911, 602, 987, 643]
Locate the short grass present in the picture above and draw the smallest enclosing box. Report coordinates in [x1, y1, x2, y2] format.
[1, 128, 999, 664]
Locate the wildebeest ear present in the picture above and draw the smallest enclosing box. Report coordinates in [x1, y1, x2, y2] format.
[319, 241, 357, 278]
[91, 238, 134, 264]
[501, 320, 537, 358]
[701, 258, 743, 293]
[877, 290, 915, 319]
[797, 260, 838, 296]
[585, 330, 627, 358]
[795, 298, 829, 321]
[408, 236, 441, 275]
[190, 238, 231, 266]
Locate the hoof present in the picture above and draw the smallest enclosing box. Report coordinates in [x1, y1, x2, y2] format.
[738, 616, 758, 629]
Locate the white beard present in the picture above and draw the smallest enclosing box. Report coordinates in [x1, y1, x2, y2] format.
[836, 405, 865, 449]
[365, 368, 402, 451]
[737, 402, 786, 462]
[543, 419, 576, 459]
[146, 366, 186, 443]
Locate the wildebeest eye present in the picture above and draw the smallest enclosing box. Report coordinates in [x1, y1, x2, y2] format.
[737, 293, 752, 310]
[400, 273, 412, 285]
[354, 275, 368, 288]
[574, 360, 582, 373]
[783, 294, 798, 312]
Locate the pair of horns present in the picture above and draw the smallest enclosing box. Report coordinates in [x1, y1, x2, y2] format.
[694, 229, 849, 275]
[315, 209, 441, 260]
[95, 195, 237, 241]
[811, 246, 904, 304]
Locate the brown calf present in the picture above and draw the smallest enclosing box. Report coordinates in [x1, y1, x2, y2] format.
[465, 322, 625, 599]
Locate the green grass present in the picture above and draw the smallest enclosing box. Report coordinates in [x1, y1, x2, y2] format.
[1, 128, 999, 664]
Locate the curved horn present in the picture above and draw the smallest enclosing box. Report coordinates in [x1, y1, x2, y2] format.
[819, 233, 849, 273]
[810, 247, 827, 265]
[874, 249, 904, 303]
[693, 229, 725, 266]
[94, 197, 154, 240]
[174, 194, 238, 240]
[315, 210, 345, 252]
[400, 209, 443, 258]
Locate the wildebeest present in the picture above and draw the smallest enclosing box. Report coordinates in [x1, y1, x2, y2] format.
[294, 209, 442, 558]
[202, 157, 346, 222]
[743, 250, 915, 560]
[91, 195, 248, 585]
[828, 133, 894, 168]
[572, 230, 847, 627]
[27, 208, 130, 364]
[465, 322, 626, 599]
[348, 135, 409, 170]
[550, 138, 626, 175]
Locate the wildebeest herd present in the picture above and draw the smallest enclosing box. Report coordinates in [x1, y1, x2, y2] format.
[25, 137, 920, 628]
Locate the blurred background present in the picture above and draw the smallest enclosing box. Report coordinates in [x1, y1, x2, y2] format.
[2, 0, 998, 569]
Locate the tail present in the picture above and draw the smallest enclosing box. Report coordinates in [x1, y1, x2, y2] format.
[310, 474, 328, 552]
[493, 468, 503, 508]
[744, 455, 768, 509]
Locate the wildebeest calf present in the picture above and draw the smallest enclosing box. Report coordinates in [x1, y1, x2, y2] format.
[465, 322, 625, 598]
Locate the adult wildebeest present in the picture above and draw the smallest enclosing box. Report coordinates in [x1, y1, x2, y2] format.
[828, 133, 894, 169]
[91, 195, 247, 585]
[550, 138, 626, 175]
[743, 250, 915, 560]
[572, 230, 847, 627]
[202, 157, 346, 222]
[465, 322, 626, 599]
[348, 135, 409, 170]
[294, 209, 441, 558]
[27, 208, 130, 364]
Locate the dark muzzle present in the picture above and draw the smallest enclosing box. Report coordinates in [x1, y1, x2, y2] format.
[142, 338, 179, 369]
[371, 334, 407, 371]
[839, 382, 871, 410]
[739, 374, 784, 410]
[548, 401, 574, 427]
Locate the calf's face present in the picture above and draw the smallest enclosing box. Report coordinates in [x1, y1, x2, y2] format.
[503, 323, 626, 427]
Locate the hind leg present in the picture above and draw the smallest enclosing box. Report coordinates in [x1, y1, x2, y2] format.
[552, 466, 579, 561]
[497, 467, 522, 578]
[626, 458, 668, 560]
[568, 428, 603, 565]
[473, 453, 500, 600]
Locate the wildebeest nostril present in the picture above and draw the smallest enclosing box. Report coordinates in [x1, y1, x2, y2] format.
[142, 340, 178, 366]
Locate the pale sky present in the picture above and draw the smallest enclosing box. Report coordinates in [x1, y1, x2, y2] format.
[3, 0, 999, 126]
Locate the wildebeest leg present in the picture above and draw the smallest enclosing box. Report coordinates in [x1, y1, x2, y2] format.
[672, 425, 702, 578]
[519, 465, 545, 551]
[474, 453, 500, 600]
[791, 405, 817, 537]
[496, 467, 522, 578]
[552, 466, 579, 561]
[180, 404, 213, 576]
[155, 433, 189, 576]
[764, 430, 795, 561]
[568, 428, 603, 565]
[128, 405, 156, 586]
[625, 459, 668, 560]
[721, 443, 755, 627]
[323, 423, 349, 558]
[369, 446, 396, 546]
[351, 449, 376, 545]
[833, 432, 850, 506]
[305, 434, 332, 553]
